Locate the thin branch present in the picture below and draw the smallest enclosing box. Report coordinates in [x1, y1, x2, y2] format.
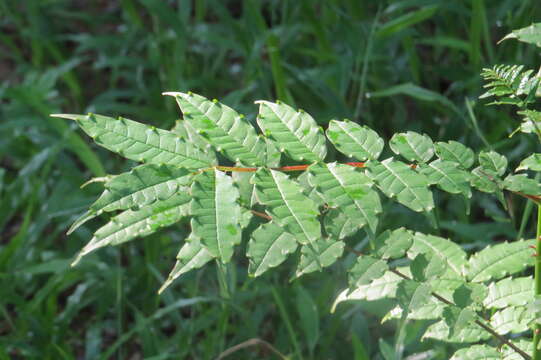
[215, 338, 288, 360]
[389, 268, 531, 360]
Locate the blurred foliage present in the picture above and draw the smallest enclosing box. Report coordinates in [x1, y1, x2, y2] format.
[1, 0, 541, 359]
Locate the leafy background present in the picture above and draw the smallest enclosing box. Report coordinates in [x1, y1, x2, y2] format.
[1, 0, 541, 359]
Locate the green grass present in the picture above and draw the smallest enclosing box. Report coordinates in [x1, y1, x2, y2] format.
[1, 0, 541, 358]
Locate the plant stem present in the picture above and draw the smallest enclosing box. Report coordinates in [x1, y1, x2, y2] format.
[390, 268, 531, 360]
[534, 205, 541, 360]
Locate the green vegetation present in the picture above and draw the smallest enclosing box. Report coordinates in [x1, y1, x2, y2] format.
[3, 1, 541, 359]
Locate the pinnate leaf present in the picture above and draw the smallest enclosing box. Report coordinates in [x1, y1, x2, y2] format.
[326, 120, 383, 160]
[256, 101, 327, 162]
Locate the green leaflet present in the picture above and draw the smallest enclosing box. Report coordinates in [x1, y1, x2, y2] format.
[484, 276, 533, 309]
[366, 158, 434, 212]
[501, 22, 541, 48]
[191, 170, 242, 263]
[72, 193, 191, 266]
[470, 166, 501, 193]
[171, 119, 216, 158]
[69, 164, 192, 234]
[504, 174, 541, 196]
[332, 270, 403, 312]
[348, 256, 388, 288]
[374, 228, 414, 259]
[517, 153, 541, 171]
[322, 209, 358, 239]
[307, 162, 381, 233]
[252, 168, 321, 246]
[410, 253, 447, 282]
[467, 239, 536, 282]
[501, 340, 533, 360]
[450, 345, 500, 360]
[408, 232, 467, 278]
[442, 306, 476, 337]
[490, 306, 531, 335]
[389, 131, 434, 163]
[159, 235, 213, 294]
[166, 92, 266, 166]
[256, 100, 327, 162]
[326, 120, 383, 161]
[453, 283, 487, 309]
[384, 296, 448, 321]
[481, 65, 541, 105]
[396, 280, 432, 314]
[296, 238, 344, 277]
[434, 141, 475, 169]
[479, 150, 507, 176]
[423, 320, 490, 343]
[419, 159, 472, 198]
[52, 113, 214, 169]
[247, 222, 298, 277]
